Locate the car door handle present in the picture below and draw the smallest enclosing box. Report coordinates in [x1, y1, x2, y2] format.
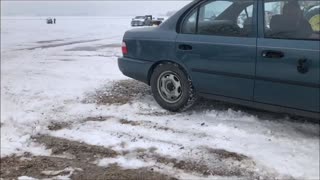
[178, 44, 192, 51]
[261, 50, 284, 59]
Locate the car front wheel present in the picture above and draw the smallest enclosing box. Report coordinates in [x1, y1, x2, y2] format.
[150, 63, 197, 112]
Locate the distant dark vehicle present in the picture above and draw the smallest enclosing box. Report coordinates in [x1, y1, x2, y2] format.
[119, 0, 320, 119]
[46, 18, 53, 24]
[152, 17, 164, 26]
[131, 15, 164, 27]
[146, 15, 164, 26]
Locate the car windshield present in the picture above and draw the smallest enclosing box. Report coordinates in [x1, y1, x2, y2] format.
[135, 16, 145, 19]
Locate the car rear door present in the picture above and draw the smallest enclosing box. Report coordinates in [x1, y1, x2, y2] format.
[176, 0, 257, 100]
[255, 0, 320, 113]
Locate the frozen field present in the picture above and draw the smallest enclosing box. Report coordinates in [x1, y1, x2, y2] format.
[1, 17, 319, 179]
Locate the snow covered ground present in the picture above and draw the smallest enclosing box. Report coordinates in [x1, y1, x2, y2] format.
[1, 17, 319, 179]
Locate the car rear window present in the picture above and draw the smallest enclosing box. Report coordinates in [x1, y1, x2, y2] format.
[181, 0, 255, 37]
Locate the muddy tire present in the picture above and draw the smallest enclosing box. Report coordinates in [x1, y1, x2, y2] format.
[150, 63, 197, 112]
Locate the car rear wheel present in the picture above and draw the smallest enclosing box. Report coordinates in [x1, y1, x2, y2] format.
[150, 63, 197, 112]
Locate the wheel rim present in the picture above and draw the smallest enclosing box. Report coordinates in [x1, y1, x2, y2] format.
[157, 71, 183, 103]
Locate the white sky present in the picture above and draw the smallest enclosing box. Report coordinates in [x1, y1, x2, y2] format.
[1, 1, 191, 17]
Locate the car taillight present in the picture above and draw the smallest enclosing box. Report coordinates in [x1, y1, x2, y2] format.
[122, 42, 128, 55]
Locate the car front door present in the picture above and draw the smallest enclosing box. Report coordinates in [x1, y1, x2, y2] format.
[176, 0, 257, 101]
[255, 0, 320, 113]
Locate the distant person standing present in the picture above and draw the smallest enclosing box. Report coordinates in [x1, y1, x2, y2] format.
[145, 17, 152, 26]
[53, 18, 56, 24]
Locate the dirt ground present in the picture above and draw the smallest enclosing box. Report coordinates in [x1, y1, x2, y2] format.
[1, 136, 175, 180]
[83, 79, 152, 105]
[1, 156, 175, 180]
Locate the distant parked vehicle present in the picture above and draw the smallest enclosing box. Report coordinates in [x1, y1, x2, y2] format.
[46, 18, 53, 24]
[131, 16, 146, 26]
[46, 18, 56, 24]
[152, 17, 165, 26]
[119, 0, 320, 119]
[147, 15, 165, 26]
[131, 15, 164, 27]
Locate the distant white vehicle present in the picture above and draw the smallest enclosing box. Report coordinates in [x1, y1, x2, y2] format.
[131, 16, 147, 26]
[131, 15, 165, 27]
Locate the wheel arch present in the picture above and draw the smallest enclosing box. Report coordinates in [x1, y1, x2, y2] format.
[147, 60, 193, 85]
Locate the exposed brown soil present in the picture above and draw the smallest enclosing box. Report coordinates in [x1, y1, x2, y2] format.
[150, 155, 213, 176]
[139, 151, 282, 180]
[0, 156, 175, 180]
[47, 116, 112, 131]
[206, 148, 249, 162]
[0, 136, 175, 180]
[35, 136, 118, 160]
[47, 121, 71, 131]
[84, 79, 151, 105]
[82, 116, 112, 122]
[116, 118, 199, 136]
[119, 119, 141, 126]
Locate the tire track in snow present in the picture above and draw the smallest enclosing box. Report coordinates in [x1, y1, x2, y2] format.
[24, 39, 102, 50]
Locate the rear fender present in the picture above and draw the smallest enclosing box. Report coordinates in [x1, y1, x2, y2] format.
[147, 60, 193, 86]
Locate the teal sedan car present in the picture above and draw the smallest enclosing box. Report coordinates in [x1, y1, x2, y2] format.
[118, 0, 320, 119]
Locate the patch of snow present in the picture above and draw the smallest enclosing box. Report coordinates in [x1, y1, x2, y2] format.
[1, 17, 129, 157]
[41, 167, 82, 179]
[17, 176, 37, 180]
[96, 156, 151, 169]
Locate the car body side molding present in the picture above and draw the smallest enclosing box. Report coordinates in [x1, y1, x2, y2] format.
[192, 68, 320, 88]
